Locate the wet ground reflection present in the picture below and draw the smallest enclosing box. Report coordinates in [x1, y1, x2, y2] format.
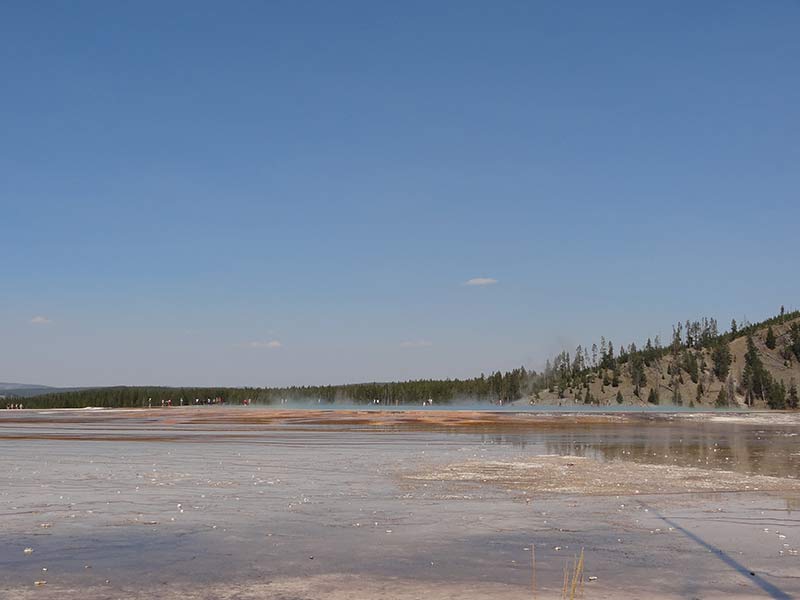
[1, 408, 799, 599]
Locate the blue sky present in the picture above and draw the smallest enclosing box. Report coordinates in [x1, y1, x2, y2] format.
[2, 1, 798, 387]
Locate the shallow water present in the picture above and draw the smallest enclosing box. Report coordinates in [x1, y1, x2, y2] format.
[1, 408, 799, 599]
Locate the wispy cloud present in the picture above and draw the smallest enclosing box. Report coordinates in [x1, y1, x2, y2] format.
[464, 277, 498, 286]
[246, 340, 282, 349]
[30, 316, 52, 325]
[400, 340, 433, 348]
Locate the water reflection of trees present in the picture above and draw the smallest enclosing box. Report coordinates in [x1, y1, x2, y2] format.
[784, 497, 800, 512]
[471, 424, 800, 479]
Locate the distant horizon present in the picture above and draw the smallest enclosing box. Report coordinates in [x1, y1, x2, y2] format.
[4, 303, 796, 390]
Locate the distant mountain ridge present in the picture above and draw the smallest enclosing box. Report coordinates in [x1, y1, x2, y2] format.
[0, 382, 52, 390]
[0, 383, 86, 398]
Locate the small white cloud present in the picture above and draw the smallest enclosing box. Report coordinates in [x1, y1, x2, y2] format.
[400, 340, 433, 348]
[247, 340, 282, 349]
[30, 316, 51, 325]
[464, 277, 498, 286]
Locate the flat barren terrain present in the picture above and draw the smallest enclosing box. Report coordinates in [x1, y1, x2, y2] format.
[2, 407, 799, 599]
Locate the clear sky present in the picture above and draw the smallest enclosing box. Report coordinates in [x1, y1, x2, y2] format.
[2, 1, 798, 387]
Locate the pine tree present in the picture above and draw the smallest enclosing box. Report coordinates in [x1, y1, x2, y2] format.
[711, 342, 732, 381]
[616, 390, 623, 404]
[683, 350, 699, 384]
[671, 323, 683, 355]
[673, 385, 683, 406]
[789, 381, 799, 409]
[742, 336, 771, 406]
[791, 323, 800, 361]
[726, 374, 736, 406]
[768, 380, 787, 410]
[766, 326, 777, 350]
[647, 387, 659, 405]
[716, 386, 728, 407]
[629, 353, 647, 394]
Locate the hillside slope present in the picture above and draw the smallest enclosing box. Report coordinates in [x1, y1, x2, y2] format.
[533, 314, 800, 408]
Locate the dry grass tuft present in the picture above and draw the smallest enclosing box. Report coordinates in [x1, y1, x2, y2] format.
[560, 549, 585, 600]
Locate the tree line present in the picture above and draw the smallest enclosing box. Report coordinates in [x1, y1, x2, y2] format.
[19, 367, 533, 409]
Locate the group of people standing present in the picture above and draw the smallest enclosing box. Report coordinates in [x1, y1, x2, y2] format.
[145, 397, 231, 408]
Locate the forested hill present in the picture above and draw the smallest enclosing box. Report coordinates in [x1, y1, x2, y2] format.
[534, 307, 800, 409]
[10, 307, 800, 410]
